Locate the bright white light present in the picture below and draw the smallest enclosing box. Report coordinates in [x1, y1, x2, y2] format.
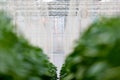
[43, 0, 54, 2]
[100, 0, 110, 2]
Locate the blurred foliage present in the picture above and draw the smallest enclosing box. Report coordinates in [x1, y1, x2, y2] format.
[0, 11, 57, 80]
[60, 16, 120, 80]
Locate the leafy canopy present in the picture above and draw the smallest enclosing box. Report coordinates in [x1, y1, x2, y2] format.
[0, 11, 57, 80]
[60, 16, 120, 80]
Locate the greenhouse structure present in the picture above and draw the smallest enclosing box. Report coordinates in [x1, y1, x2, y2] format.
[0, 0, 120, 80]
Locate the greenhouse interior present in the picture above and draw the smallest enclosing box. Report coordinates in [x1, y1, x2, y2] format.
[0, 0, 120, 80]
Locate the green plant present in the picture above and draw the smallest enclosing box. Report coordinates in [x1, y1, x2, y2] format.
[60, 16, 120, 80]
[0, 11, 57, 80]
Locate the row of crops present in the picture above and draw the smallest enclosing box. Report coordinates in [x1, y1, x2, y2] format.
[60, 16, 120, 80]
[0, 11, 120, 80]
[0, 11, 57, 80]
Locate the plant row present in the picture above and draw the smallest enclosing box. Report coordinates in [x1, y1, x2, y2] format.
[60, 16, 120, 80]
[0, 11, 57, 80]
